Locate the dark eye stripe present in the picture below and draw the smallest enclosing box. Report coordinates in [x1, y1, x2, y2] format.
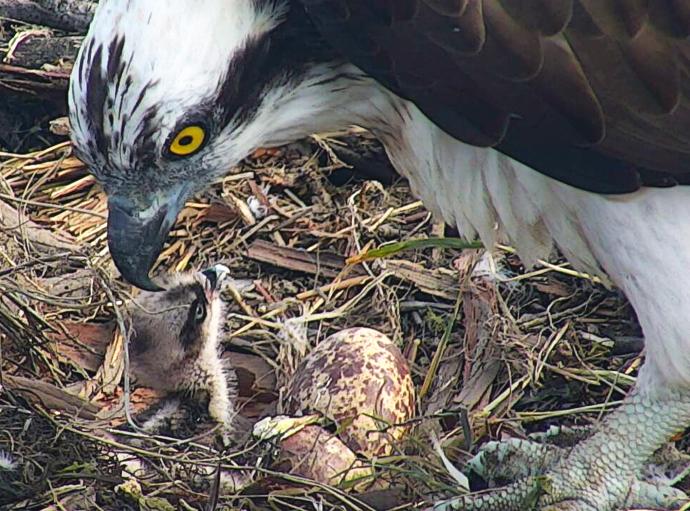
[177, 283, 209, 349]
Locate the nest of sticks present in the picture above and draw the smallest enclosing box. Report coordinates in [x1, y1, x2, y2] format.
[0, 5, 666, 511]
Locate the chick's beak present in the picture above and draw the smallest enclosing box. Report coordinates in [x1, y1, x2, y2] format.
[107, 191, 185, 291]
[201, 264, 230, 299]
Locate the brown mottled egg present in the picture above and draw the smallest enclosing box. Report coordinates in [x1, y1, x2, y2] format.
[283, 327, 416, 458]
[277, 425, 373, 487]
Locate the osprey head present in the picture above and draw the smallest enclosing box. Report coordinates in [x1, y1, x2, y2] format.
[68, 0, 338, 290]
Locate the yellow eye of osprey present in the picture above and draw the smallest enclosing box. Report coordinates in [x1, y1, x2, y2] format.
[169, 125, 206, 156]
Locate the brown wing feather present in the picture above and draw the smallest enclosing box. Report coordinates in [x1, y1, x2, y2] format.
[498, 0, 574, 36]
[300, 0, 690, 193]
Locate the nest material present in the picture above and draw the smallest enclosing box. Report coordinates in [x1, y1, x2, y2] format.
[0, 128, 652, 509]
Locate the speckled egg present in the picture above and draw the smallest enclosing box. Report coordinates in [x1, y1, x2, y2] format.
[283, 327, 416, 458]
[277, 425, 373, 487]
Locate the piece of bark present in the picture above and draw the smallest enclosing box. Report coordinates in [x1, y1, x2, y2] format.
[224, 351, 276, 402]
[0, 62, 71, 97]
[461, 271, 501, 385]
[94, 329, 125, 397]
[201, 201, 238, 223]
[96, 386, 166, 426]
[34, 268, 99, 301]
[455, 360, 501, 410]
[0, 0, 96, 33]
[2, 373, 100, 420]
[423, 343, 464, 418]
[49, 321, 113, 372]
[246, 239, 363, 278]
[385, 259, 460, 300]
[4, 31, 82, 69]
[0, 199, 78, 252]
[0, 13, 84, 100]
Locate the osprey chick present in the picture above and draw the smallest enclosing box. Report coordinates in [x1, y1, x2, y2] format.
[128, 264, 237, 432]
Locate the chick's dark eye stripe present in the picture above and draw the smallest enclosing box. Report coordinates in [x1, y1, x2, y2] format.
[178, 285, 208, 349]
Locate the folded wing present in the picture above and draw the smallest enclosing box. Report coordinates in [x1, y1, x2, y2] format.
[301, 0, 690, 193]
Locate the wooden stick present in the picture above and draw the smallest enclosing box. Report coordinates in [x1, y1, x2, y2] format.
[0, 0, 96, 33]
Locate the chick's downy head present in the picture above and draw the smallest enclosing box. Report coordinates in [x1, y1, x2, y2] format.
[127, 264, 229, 392]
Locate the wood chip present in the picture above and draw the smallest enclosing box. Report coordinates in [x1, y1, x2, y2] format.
[2, 374, 100, 420]
[48, 321, 114, 372]
[246, 239, 363, 278]
[385, 259, 459, 300]
[0, 199, 77, 251]
[93, 329, 125, 397]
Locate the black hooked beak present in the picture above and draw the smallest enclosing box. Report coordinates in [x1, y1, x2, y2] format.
[107, 194, 183, 291]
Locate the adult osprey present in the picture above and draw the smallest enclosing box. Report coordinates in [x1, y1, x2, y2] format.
[69, 1, 690, 510]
